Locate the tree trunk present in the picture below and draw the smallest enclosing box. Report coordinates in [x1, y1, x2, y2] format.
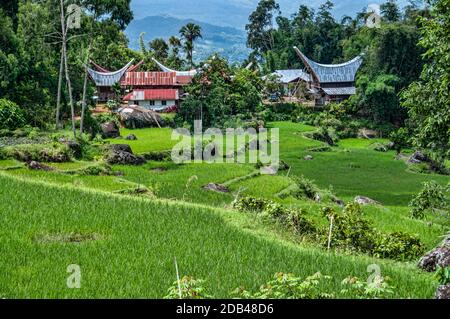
[79, 41, 92, 134]
[56, 47, 64, 129]
[60, 0, 76, 138]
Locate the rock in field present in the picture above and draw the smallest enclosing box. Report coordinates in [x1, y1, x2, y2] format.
[354, 196, 380, 206]
[203, 183, 229, 193]
[408, 151, 430, 164]
[435, 284, 450, 299]
[304, 155, 314, 161]
[418, 236, 450, 272]
[118, 106, 163, 129]
[101, 121, 120, 138]
[104, 144, 145, 165]
[26, 161, 55, 171]
[125, 134, 137, 140]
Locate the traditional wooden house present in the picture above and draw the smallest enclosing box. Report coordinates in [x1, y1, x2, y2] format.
[293, 47, 363, 105]
[268, 69, 311, 99]
[87, 59, 194, 111]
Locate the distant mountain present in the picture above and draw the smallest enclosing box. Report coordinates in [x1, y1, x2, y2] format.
[131, 0, 410, 29]
[125, 15, 250, 63]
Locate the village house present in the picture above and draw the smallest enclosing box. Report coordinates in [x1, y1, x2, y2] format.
[270, 47, 363, 106]
[87, 58, 195, 111]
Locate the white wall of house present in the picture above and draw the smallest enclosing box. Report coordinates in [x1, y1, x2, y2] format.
[128, 100, 177, 110]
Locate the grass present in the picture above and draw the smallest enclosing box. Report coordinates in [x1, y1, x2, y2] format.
[108, 128, 176, 154]
[0, 173, 437, 298]
[0, 121, 448, 299]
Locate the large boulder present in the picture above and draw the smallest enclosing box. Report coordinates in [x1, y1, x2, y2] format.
[418, 236, 450, 272]
[104, 144, 145, 165]
[101, 121, 120, 138]
[408, 151, 430, 164]
[203, 183, 229, 193]
[118, 106, 164, 129]
[358, 128, 378, 139]
[26, 161, 55, 171]
[125, 134, 137, 141]
[435, 284, 450, 299]
[354, 196, 380, 206]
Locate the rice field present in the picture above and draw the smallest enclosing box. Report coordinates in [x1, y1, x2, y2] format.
[0, 173, 437, 298]
[0, 121, 448, 298]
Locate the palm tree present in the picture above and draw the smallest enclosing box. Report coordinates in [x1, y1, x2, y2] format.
[179, 23, 202, 68]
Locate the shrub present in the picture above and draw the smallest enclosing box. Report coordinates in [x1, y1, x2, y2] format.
[372, 232, 425, 260]
[304, 127, 338, 146]
[0, 148, 7, 160]
[323, 204, 376, 254]
[434, 267, 450, 286]
[6, 144, 72, 163]
[95, 113, 120, 126]
[0, 99, 26, 130]
[142, 150, 172, 162]
[234, 196, 316, 235]
[233, 272, 333, 299]
[324, 204, 425, 260]
[292, 176, 320, 201]
[409, 181, 449, 220]
[65, 163, 113, 176]
[233, 196, 270, 213]
[164, 276, 211, 299]
[341, 276, 394, 299]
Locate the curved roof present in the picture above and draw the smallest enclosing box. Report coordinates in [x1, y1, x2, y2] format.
[293, 47, 362, 84]
[87, 60, 134, 87]
[152, 58, 197, 77]
[272, 69, 310, 84]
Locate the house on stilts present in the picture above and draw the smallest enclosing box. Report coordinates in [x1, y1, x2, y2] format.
[87, 59, 195, 111]
[269, 47, 363, 106]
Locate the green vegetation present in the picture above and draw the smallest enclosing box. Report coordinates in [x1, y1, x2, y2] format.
[0, 174, 438, 298]
[0, 0, 449, 300]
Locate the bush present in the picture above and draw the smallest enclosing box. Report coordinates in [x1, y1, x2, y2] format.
[292, 176, 320, 200]
[409, 181, 449, 220]
[142, 150, 172, 162]
[164, 276, 211, 299]
[233, 196, 270, 213]
[324, 203, 425, 260]
[373, 232, 425, 260]
[6, 144, 72, 163]
[341, 276, 394, 299]
[323, 204, 376, 253]
[95, 113, 120, 126]
[65, 163, 113, 176]
[304, 127, 338, 146]
[234, 196, 316, 235]
[0, 99, 26, 130]
[233, 272, 333, 299]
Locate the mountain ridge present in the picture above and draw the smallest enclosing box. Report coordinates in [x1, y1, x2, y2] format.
[125, 15, 250, 63]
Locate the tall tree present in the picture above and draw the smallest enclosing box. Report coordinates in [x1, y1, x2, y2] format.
[149, 38, 169, 61]
[167, 36, 183, 69]
[179, 23, 202, 68]
[59, 0, 76, 137]
[401, 0, 450, 170]
[381, 0, 401, 22]
[79, 0, 133, 133]
[245, 0, 280, 56]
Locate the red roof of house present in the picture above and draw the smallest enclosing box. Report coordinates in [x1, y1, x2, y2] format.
[123, 89, 179, 101]
[175, 75, 193, 85]
[121, 72, 177, 86]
